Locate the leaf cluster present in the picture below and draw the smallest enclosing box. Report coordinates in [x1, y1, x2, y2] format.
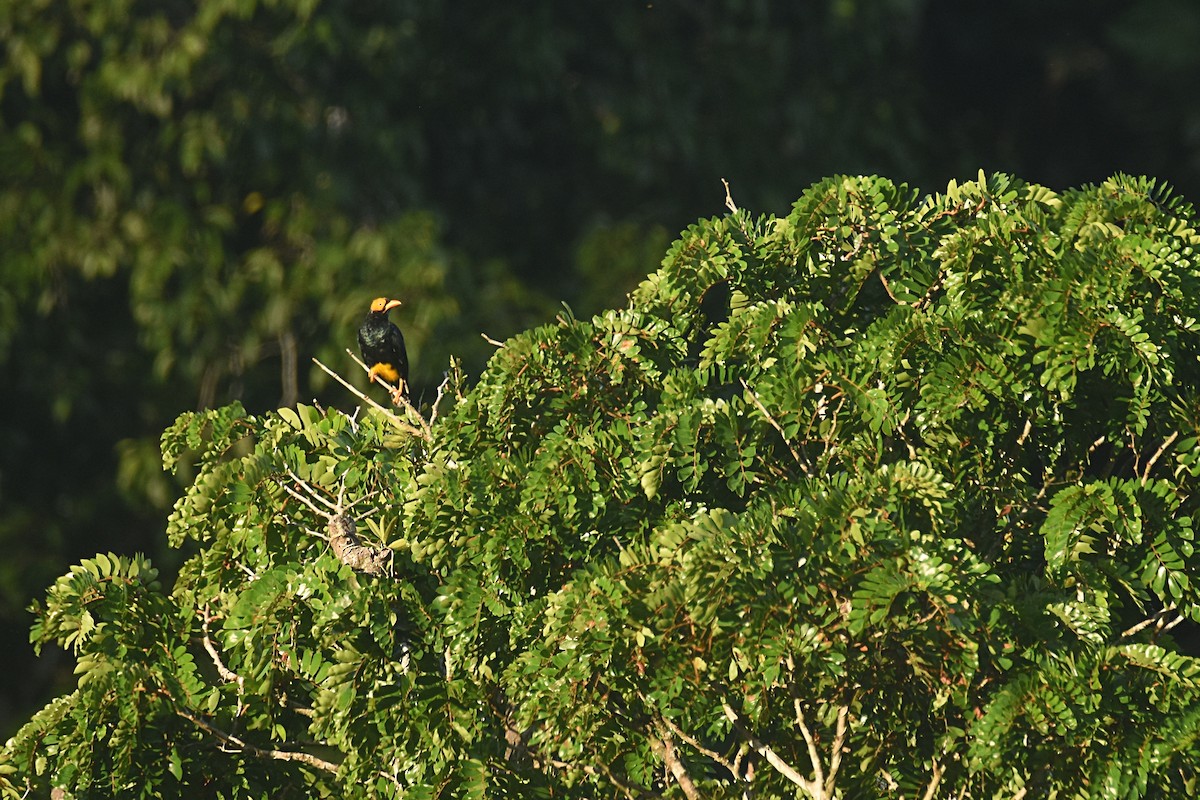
[6, 173, 1200, 798]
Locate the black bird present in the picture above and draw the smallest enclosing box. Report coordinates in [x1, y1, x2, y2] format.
[358, 297, 409, 403]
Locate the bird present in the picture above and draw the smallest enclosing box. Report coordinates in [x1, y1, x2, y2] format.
[358, 297, 409, 404]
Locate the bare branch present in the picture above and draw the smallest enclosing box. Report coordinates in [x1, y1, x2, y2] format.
[175, 707, 341, 774]
[1121, 603, 1179, 639]
[792, 698, 825, 796]
[480, 332, 506, 348]
[311, 356, 427, 439]
[283, 467, 339, 515]
[823, 704, 849, 796]
[200, 609, 244, 691]
[1141, 430, 1180, 485]
[722, 177, 739, 214]
[652, 730, 700, 800]
[344, 349, 433, 440]
[920, 757, 943, 800]
[741, 379, 811, 476]
[658, 712, 738, 776]
[1016, 418, 1032, 446]
[722, 701, 819, 797]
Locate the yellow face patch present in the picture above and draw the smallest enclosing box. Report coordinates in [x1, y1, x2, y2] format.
[368, 363, 401, 384]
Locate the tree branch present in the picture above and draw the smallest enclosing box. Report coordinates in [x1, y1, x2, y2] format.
[1141, 430, 1179, 485]
[722, 701, 820, 797]
[921, 757, 943, 800]
[823, 704, 849, 796]
[792, 697, 825, 796]
[312, 356, 427, 440]
[741, 379, 810, 475]
[657, 711, 739, 777]
[175, 707, 341, 775]
[200, 608, 244, 692]
[344, 349, 433, 440]
[651, 730, 700, 800]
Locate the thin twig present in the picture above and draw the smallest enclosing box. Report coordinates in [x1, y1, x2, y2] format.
[920, 758, 943, 800]
[742, 379, 810, 476]
[723, 178, 739, 214]
[481, 332, 506, 348]
[722, 701, 818, 797]
[344, 349, 433, 440]
[175, 707, 341, 774]
[200, 609, 244, 690]
[312, 356, 426, 439]
[658, 712, 738, 775]
[284, 467, 338, 515]
[823, 704, 849, 796]
[1141, 430, 1179, 485]
[430, 370, 452, 425]
[1121, 603, 1179, 639]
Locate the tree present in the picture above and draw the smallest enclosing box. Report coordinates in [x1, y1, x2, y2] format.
[5, 172, 1200, 797]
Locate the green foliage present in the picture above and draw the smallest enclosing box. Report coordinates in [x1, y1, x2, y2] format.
[6, 173, 1200, 798]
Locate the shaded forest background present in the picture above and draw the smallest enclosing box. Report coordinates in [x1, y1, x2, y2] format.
[1, 0, 1198, 736]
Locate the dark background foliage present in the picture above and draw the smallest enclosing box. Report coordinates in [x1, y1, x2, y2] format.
[1, 0, 1198, 735]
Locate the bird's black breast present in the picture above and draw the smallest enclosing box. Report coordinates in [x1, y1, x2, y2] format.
[358, 315, 408, 375]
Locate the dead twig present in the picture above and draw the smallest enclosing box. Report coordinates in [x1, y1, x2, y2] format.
[312, 356, 426, 439]
[1141, 430, 1179, 485]
[175, 707, 341, 774]
[742, 379, 811, 476]
[344, 349, 433, 440]
[722, 177, 739, 214]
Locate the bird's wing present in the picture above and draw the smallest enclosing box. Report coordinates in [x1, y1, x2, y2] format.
[386, 324, 408, 370]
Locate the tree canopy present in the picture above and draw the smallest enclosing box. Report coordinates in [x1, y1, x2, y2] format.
[4, 173, 1200, 798]
[6, 0, 1200, 738]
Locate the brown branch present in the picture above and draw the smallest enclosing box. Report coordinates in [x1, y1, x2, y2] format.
[200, 609, 244, 691]
[344, 349, 434, 440]
[1121, 603, 1179, 639]
[312, 356, 427, 440]
[792, 697, 825, 796]
[722, 701, 819, 797]
[823, 704, 849, 796]
[741, 379, 811, 476]
[176, 707, 341, 774]
[722, 177, 739, 214]
[651, 730, 700, 800]
[1141, 430, 1179, 485]
[283, 467, 339, 516]
[657, 711, 738, 776]
[921, 757, 943, 800]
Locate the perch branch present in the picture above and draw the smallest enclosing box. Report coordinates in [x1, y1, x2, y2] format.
[823, 704, 849, 796]
[921, 758, 943, 800]
[312, 356, 426, 439]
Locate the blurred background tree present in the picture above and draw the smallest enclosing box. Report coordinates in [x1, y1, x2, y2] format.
[1, 0, 1198, 733]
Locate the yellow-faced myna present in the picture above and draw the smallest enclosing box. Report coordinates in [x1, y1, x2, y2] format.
[358, 297, 409, 403]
